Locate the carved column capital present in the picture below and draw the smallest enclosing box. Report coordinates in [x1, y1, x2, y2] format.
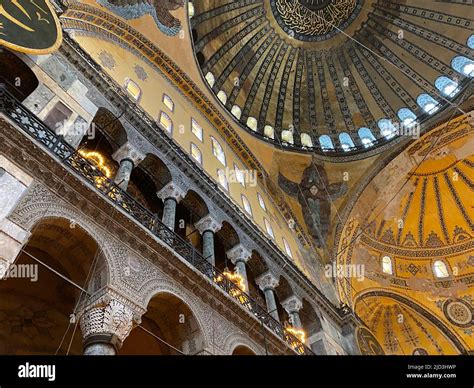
[79, 299, 137, 351]
[112, 142, 146, 166]
[226, 244, 252, 265]
[282, 295, 303, 314]
[256, 271, 280, 291]
[157, 182, 187, 203]
[194, 214, 222, 234]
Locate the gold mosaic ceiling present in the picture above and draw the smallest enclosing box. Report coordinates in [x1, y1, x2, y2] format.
[190, 0, 473, 154]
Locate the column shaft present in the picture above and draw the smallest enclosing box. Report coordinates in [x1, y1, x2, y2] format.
[114, 159, 134, 191]
[202, 230, 215, 266]
[84, 342, 116, 356]
[234, 259, 249, 293]
[264, 288, 280, 322]
[162, 197, 177, 230]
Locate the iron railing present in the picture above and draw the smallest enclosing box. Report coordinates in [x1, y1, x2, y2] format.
[0, 87, 312, 355]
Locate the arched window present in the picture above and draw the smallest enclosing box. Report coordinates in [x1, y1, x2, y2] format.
[264, 125, 275, 139]
[264, 218, 275, 239]
[282, 129, 294, 144]
[217, 169, 229, 191]
[282, 238, 293, 258]
[205, 72, 215, 87]
[417, 94, 439, 114]
[382, 256, 393, 275]
[162, 94, 174, 112]
[246, 117, 258, 131]
[190, 143, 202, 164]
[257, 192, 266, 211]
[319, 135, 334, 151]
[467, 35, 474, 49]
[358, 127, 376, 148]
[435, 76, 460, 97]
[378, 119, 397, 139]
[210, 136, 226, 166]
[188, 1, 195, 18]
[241, 195, 253, 217]
[231, 105, 242, 119]
[300, 133, 313, 147]
[217, 90, 227, 104]
[339, 132, 355, 151]
[159, 111, 173, 133]
[433, 260, 449, 278]
[398, 108, 417, 127]
[124, 79, 141, 102]
[451, 56, 474, 78]
[191, 118, 203, 141]
[234, 164, 245, 187]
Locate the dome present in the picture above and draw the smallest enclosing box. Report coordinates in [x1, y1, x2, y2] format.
[190, 1, 472, 154]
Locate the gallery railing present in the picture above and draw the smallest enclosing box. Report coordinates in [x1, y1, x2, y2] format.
[0, 88, 312, 355]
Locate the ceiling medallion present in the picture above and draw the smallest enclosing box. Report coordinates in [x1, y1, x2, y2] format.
[271, 0, 363, 41]
[443, 298, 473, 328]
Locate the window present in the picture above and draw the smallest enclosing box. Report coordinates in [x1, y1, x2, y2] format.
[191, 118, 203, 141]
[163, 94, 174, 112]
[205, 72, 215, 87]
[124, 79, 141, 101]
[417, 94, 439, 114]
[234, 164, 245, 187]
[319, 135, 334, 151]
[241, 195, 253, 216]
[264, 218, 274, 239]
[433, 260, 449, 278]
[468, 35, 474, 49]
[264, 125, 275, 139]
[378, 119, 397, 139]
[451, 56, 474, 77]
[435, 76, 460, 97]
[300, 133, 313, 147]
[246, 117, 257, 131]
[217, 169, 228, 191]
[43, 101, 73, 134]
[231, 105, 242, 119]
[283, 238, 293, 258]
[188, 1, 195, 18]
[339, 132, 355, 151]
[257, 192, 266, 211]
[190, 143, 202, 164]
[210, 136, 226, 166]
[382, 256, 393, 275]
[358, 127, 376, 148]
[282, 129, 294, 144]
[159, 111, 173, 133]
[217, 90, 227, 104]
[397, 108, 417, 127]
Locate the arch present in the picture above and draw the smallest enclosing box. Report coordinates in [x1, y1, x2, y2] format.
[378, 119, 397, 139]
[300, 133, 313, 148]
[124, 289, 207, 355]
[0, 214, 112, 354]
[381, 255, 393, 275]
[0, 49, 39, 101]
[231, 105, 242, 119]
[435, 76, 459, 97]
[210, 136, 226, 166]
[300, 298, 323, 335]
[86, 107, 128, 152]
[432, 259, 449, 278]
[451, 56, 474, 77]
[417, 94, 439, 114]
[246, 117, 258, 131]
[205, 72, 215, 87]
[264, 125, 275, 139]
[232, 345, 257, 355]
[217, 90, 227, 104]
[338, 132, 355, 151]
[282, 129, 294, 144]
[139, 279, 212, 352]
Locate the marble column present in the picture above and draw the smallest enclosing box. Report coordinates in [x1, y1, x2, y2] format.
[0, 159, 33, 278]
[157, 182, 186, 230]
[226, 244, 252, 293]
[112, 142, 146, 191]
[256, 271, 280, 322]
[282, 295, 303, 329]
[195, 214, 222, 266]
[79, 299, 138, 356]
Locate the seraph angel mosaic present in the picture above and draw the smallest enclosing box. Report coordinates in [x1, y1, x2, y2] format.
[97, 0, 184, 36]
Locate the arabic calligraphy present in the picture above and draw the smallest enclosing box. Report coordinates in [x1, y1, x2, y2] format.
[275, 0, 357, 37]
